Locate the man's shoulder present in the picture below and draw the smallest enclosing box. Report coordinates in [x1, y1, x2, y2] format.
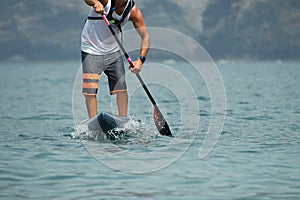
[129, 4, 143, 21]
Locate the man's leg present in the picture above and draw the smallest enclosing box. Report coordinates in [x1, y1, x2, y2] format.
[116, 91, 128, 117]
[85, 95, 98, 118]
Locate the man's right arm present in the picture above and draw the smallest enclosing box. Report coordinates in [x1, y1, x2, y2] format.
[84, 0, 97, 6]
[84, 0, 107, 13]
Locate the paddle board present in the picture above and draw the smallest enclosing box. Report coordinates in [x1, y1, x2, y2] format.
[82, 112, 130, 135]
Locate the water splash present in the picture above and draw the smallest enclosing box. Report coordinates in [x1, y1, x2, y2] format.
[65, 118, 159, 143]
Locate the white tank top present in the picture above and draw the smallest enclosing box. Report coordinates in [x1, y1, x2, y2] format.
[81, 0, 131, 55]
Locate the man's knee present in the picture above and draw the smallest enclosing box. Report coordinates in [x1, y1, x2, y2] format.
[84, 94, 97, 102]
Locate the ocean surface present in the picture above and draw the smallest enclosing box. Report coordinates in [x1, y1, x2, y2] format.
[0, 61, 299, 199]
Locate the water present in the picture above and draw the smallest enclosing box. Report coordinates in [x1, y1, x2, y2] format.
[0, 61, 299, 199]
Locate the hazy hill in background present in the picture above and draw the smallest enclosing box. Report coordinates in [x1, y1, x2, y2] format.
[0, 0, 299, 62]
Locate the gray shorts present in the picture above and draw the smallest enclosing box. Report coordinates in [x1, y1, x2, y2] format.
[81, 51, 127, 95]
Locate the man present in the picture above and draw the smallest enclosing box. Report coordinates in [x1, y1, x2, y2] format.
[81, 0, 150, 118]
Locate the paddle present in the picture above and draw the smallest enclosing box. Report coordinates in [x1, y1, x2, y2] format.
[102, 14, 172, 136]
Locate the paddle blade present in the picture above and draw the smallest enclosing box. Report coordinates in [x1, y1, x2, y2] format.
[154, 105, 172, 136]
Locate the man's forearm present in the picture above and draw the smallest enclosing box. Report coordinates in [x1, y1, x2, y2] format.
[84, 0, 102, 6]
[140, 35, 150, 57]
[84, 0, 106, 14]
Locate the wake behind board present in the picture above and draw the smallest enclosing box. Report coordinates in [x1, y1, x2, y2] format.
[82, 112, 130, 140]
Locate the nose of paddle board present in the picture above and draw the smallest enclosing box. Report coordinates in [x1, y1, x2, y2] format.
[89, 112, 130, 133]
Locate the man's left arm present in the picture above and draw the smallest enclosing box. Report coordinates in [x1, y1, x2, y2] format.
[129, 5, 151, 74]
